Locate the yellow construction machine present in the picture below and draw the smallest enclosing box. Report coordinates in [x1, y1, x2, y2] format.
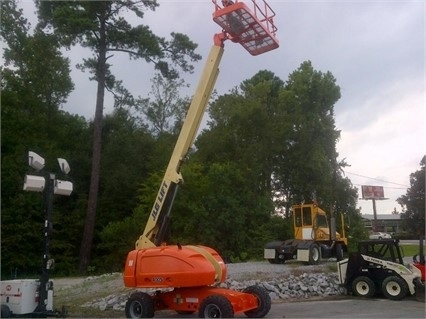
[264, 203, 348, 265]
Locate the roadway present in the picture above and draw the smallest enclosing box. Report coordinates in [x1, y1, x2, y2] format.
[155, 295, 425, 318]
[266, 296, 425, 318]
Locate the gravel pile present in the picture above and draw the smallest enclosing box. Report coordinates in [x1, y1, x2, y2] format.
[220, 272, 344, 300]
[81, 262, 345, 312]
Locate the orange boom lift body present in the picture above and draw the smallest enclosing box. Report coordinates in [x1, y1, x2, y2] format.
[123, 1, 279, 318]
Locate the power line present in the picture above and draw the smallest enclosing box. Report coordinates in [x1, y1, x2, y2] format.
[343, 171, 409, 188]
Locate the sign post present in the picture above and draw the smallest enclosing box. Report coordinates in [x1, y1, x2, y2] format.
[361, 185, 388, 232]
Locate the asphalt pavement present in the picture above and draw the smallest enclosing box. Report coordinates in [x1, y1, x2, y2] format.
[267, 296, 425, 318]
[154, 295, 425, 318]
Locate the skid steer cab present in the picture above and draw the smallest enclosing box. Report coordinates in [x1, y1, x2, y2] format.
[264, 203, 348, 265]
[337, 238, 423, 301]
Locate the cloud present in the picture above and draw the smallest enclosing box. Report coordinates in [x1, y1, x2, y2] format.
[15, 0, 425, 215]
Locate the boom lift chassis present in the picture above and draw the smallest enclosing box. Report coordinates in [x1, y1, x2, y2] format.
[123, 1, 279, 318]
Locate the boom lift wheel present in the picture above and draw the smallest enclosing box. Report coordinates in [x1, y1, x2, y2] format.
[352, 276, 375, 298]
[125, 292, 154, 318]
[381, 276, 409, 300]
[199, 295, 234, 318]
[242, 285, 271, 318]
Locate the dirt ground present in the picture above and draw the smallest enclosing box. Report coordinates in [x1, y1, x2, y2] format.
[52, 273, 128, 317]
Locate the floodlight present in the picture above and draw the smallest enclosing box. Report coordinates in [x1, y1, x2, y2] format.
[54, 179, 73, 196]
[23, 175, 45, 192]
[28, 151, 45, 171]
[57, 158, 71, 175]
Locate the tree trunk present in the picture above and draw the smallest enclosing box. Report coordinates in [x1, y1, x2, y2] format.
[78, 15, 107, 275]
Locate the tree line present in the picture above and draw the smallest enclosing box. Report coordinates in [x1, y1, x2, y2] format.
[1, 1, 423, 278]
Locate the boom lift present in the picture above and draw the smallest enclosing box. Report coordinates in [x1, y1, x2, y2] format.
[264, 203, 348, 265]
[123, 1, 279, 318]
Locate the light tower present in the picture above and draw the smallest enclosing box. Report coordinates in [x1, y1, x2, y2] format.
[23, 151, 73, 313]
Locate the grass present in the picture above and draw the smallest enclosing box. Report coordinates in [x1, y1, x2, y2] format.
[400, 244, 423, 257]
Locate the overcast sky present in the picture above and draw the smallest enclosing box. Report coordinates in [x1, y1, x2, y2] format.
[18, 0, 425, 216]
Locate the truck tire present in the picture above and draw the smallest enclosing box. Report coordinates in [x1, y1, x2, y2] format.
[125, 292, 154, 318]
[309, 243, 321, 265]
[199, 295, 234, 318]
[267, 253, 285, 264]
[381, 276, 409, 300]
[352, 276, 375, 298]
[1, 304, 11, 318]
[336, 243, 344, 261]
[242, 285, 271, 318]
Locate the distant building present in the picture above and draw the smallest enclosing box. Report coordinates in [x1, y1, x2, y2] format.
[362, 214, 403, 234]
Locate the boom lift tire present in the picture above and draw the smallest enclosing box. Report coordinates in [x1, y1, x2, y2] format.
[125, 292, 154, 318]
[352, 276, 375, 298]
[242, 285, 271, 318]
[309, 243, 321, 265]
[199, 295, 234, 318]
[381, 276, 409, 300]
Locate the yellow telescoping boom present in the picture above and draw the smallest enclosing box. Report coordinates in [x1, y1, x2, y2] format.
[135, 44, 224, 250]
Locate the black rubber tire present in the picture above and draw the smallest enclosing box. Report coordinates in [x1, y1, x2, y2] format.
[267, 254, 285, 264]
[352, 276, 376, 298]
[336, 243, 344, 261]
[199, 295, 234, 318]
[414, 278, 425, 302]
[308, 243, 321, 265]
[125, 292, 154, 318]
[381, 276, 409, 300]
[242, 285, 271, 318]
[1, 304, 12, 318]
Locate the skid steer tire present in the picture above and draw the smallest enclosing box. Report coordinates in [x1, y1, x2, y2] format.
[308, 243, 321, 265]
[352, 276, 375, 298]
[125, 292, 154, 318]
[243, 285, 271, 318]
[414, 278, 425, 302]
[199, 295, 234, 318]
[381, 276, 409, 300]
